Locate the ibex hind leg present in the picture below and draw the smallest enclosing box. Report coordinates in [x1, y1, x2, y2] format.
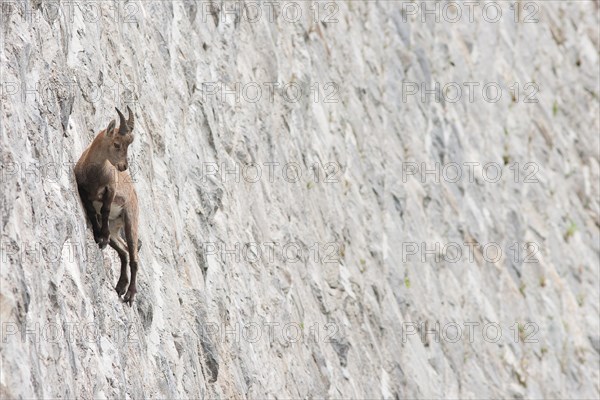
[123, 211, 139, 306]
[109, 238, 129, 297]
[120, 229, 142, 250]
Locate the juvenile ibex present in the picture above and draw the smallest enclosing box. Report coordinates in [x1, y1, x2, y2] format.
[75, 107, 140, 305]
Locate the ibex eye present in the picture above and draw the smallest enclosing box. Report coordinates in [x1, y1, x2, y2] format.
[114, 143, 121, 149]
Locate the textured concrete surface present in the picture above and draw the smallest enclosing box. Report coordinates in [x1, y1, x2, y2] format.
[1, 1, 599, 398]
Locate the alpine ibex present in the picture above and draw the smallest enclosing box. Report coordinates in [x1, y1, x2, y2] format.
[75, 107, 141, 305]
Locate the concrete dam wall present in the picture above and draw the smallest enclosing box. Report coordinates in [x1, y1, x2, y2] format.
[1, 1, 599, 398]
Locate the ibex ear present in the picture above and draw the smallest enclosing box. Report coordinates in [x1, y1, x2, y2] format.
[106, 119, 116, 136]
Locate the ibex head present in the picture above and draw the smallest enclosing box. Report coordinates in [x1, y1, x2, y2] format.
[104, 106, 135, 172]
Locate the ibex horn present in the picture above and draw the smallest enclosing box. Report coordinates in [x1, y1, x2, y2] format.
[116, 107, 128, 135]
[126, 106, 134, 132]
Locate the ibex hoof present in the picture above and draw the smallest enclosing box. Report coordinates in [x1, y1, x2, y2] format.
[123, 287, 136, 306]
[97, 235, 109, 249]
[115, 280, 128, 297]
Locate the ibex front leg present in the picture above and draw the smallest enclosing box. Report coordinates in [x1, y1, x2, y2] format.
[98, 186, 115, 249]
[78, 186, 102, 244]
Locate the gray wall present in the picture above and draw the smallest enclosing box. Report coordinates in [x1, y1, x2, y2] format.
[1, 1, 598, 398]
